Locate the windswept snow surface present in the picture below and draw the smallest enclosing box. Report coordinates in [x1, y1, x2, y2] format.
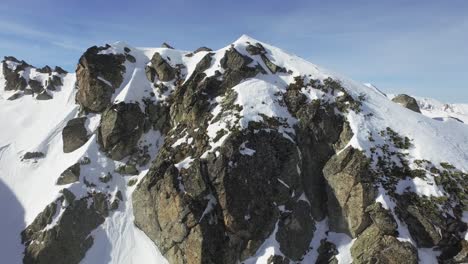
[1, 35, 467, 263]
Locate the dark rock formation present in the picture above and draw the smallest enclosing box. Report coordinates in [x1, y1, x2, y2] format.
[75, 45, 126, 113]
[36, 91, 53, 100]
[57, 163, 81, 185]
[62, 117, 89, 153]
[323, 147, 374, 237]
[54, 66, 68, 75]
[2, 56, 67, 96]
[194, 47, 212, 53]
[22, 192, 109, 264]
[37, 65, 52, 74]
[97, 102, 145, 160]
[2, 56, 29, 91]
[7, 92, 23, 100]
[28, 79, 44, 94]
[148, 52, 176, 82]
[22, 152, 45, 160]
[351, 225, 418, 264]
[392, 94, 421, 113]
[162, 42, 175, 49]
[276, 201, 315, 260]
[133, 48, 354, 264]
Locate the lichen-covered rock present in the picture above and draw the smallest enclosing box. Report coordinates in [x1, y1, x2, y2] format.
[22, 192, 109, 264]
[366, 203, 398, 236]
[394, 193, 465, 251]
[132, 48, 357, 263]
[57, 163, 80, 185]
[115, 163, 139, 175]
[220, 47, 253, 70]
[145, 65, 156, 83]
[62, 117, 89, 153]
[323, 147, 375, 237]
[392, 94, 421, 113]
[149, 52, 175, 82]
[97, 102, 145, 160]
[351, 225, 418, 264]
[246, 43, 266, 55]
[75, 45, 126, 113]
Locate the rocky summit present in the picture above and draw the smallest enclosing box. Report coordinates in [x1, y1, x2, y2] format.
[0, 35, 467, 264]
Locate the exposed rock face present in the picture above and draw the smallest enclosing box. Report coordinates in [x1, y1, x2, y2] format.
[162, 42, 175, 49]
[22, 192, 109, 264]
[1, 56, 30, 91]
[97, 102, 145, 160]
[133, 48, 354, 263]
[194, 46, 212, 53]
[75, 45, 126, 113]
[36, 91, 53, 100]
[11, 38, 468, 264]
[2, 56, 68, 99]
[22, 152, 45, 160]
[57, 163, 80, 185]
[394, 192, 466, 258]
[392, 94, 421, 113]
[147, 52, 176, 82]
[28, 79, 44, 93]
[351, 225, 418, 264]
[323, 147, 375, 237]
[276, 201, 315, 260]
[62, 117, 89, 153]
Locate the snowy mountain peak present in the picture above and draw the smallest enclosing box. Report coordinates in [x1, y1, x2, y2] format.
[1, 37, 467, 264]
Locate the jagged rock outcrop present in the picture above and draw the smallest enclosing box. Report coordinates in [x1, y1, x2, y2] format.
[146, 52, 176, 82]
[323, 147, 375, 237]
[133, 47, 354, 263]
[56, 163, 80, 185]
[36, 91, 53, 100]
[10, 37, 468, 264]
[392, 94, 421, 113]
[97, 102, 145, 160]
[351, 225, 418, 264]
[22, 192, 109, 264]
[2, 56, 68, 98]
[194, 46, 212, 53]
[1, 56, 30, 91]
[62, 117, 89, 153]
[75, 45, 126, 113]
[22, 152, 45, 160]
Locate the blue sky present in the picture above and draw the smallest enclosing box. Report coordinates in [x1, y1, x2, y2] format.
[1, 0, 467, 102]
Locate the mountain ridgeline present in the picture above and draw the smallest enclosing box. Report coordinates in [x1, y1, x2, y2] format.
[1, 36, 467, 264]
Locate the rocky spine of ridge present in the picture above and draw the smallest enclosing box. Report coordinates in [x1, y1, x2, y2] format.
[1, 56, 68, 101]
[14, 38, 468, 264]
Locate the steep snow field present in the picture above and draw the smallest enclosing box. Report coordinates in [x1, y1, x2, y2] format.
[0, 35, 467, 263]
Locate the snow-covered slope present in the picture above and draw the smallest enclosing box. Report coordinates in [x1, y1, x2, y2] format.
[416, 97, 468, 124]
[0, 35, 467, 264]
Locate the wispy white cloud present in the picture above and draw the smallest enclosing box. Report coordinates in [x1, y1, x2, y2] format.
[0, 19, 86, 51]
